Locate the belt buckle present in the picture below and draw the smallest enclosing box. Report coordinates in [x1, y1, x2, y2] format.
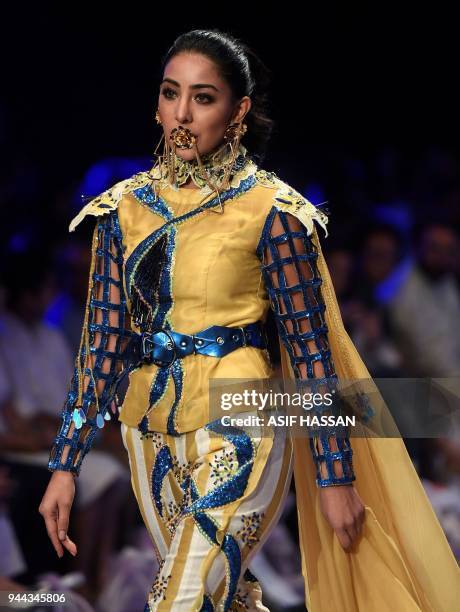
[142, 329, 177, 368]
[239, 326, 247, 347]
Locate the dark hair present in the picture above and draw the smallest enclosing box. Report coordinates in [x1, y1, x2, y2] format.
[160, 29, 274, 164]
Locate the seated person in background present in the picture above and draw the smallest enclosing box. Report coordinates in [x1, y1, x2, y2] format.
[0, 249, 131, 602]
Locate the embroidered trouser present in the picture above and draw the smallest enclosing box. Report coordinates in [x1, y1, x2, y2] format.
[120, 412, 293, 611]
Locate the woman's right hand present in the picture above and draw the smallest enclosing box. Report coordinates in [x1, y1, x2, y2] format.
[38, 471, 78, 558]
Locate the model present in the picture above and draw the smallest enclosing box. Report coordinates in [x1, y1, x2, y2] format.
[39, 29, 460, 611]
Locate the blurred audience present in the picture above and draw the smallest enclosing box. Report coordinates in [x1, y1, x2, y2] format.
[389, 221, 460, 377]
[46, 239, 93, 355]
[0, 464, 27, 583]
[0, 249, 133, 604]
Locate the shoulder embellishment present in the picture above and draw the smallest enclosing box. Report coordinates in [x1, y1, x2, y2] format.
[255, 169, 329, 237]
[69, 171, 152, 232]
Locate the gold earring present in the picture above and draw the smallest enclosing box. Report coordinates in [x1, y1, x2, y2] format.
[219, 120, 248, 190]
[155, 109, 162, 125]
[223, 121, 247, 143]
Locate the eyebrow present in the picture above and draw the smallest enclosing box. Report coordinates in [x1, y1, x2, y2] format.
[161, 78, 219, 92]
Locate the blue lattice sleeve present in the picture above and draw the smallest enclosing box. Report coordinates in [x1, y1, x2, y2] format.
[48, 211, 133, 477]
[257, 207, 355, 487]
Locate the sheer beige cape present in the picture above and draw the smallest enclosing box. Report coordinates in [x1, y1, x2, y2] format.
[279, 225, 460, 612]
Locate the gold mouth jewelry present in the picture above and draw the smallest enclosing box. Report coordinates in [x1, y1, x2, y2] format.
[170, 126, 196, 149]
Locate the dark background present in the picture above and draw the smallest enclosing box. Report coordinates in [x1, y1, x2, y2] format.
[1, 2, 459, 244]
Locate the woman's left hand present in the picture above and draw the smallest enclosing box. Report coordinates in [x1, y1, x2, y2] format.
[318, 485, 365, 552]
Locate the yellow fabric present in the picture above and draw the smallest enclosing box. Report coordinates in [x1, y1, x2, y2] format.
[283, 226, 460, 612]
[115, 180, 278, 433]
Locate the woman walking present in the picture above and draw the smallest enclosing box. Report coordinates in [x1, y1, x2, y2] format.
[39, 29, 460, 611]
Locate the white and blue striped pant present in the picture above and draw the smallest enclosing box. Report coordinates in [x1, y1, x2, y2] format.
[120, 413, 293, 611]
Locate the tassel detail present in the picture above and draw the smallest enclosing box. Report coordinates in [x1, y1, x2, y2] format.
[72, 222, 101, 428]
[130, 233, 168, 331]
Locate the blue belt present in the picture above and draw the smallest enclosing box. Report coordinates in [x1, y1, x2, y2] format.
[126, 321, 267, 369]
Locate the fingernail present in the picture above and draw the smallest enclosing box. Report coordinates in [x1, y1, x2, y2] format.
[59, 530, 66, 540]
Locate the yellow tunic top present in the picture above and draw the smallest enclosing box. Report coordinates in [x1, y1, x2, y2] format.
[55, 151, 330, 441]
[117, 177, 280, 434]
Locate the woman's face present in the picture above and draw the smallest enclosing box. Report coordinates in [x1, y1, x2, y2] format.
[158, 52, 251, 161]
